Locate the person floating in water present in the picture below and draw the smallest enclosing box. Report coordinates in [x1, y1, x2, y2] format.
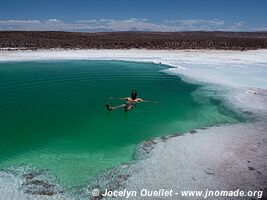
[106, 90, 158, 112]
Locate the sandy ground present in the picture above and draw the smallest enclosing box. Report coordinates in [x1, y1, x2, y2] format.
[0, 49, 267, 200]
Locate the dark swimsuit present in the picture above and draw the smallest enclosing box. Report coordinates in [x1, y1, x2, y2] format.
[124, 101, 136, 109]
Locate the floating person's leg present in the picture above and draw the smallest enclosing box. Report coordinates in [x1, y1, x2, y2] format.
[124, 104, 134, 112]
[106, 103, 126, 111]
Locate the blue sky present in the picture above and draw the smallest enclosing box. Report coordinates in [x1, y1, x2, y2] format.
[0, 0, 266, 31]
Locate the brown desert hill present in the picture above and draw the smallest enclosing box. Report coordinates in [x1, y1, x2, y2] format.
[1, 31, 267, 50]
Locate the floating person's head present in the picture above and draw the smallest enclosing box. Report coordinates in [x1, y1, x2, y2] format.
[131, 90, 137, 99]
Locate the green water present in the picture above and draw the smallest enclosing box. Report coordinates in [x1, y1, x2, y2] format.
[0, 60, 241, 187]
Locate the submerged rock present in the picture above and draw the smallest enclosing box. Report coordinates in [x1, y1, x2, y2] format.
[74, 163, 133, 200]
[189, 129, 197, 134]
[134, 139, 157, 159]
[2, 164, 67, 199]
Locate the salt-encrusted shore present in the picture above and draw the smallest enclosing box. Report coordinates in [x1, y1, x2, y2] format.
[114, 122, 267, 200]
[0, 49, 267, 199]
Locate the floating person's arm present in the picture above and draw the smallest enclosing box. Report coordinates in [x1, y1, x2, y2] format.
[109, 97, 129, 101]
[138, 98, 159, 103]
